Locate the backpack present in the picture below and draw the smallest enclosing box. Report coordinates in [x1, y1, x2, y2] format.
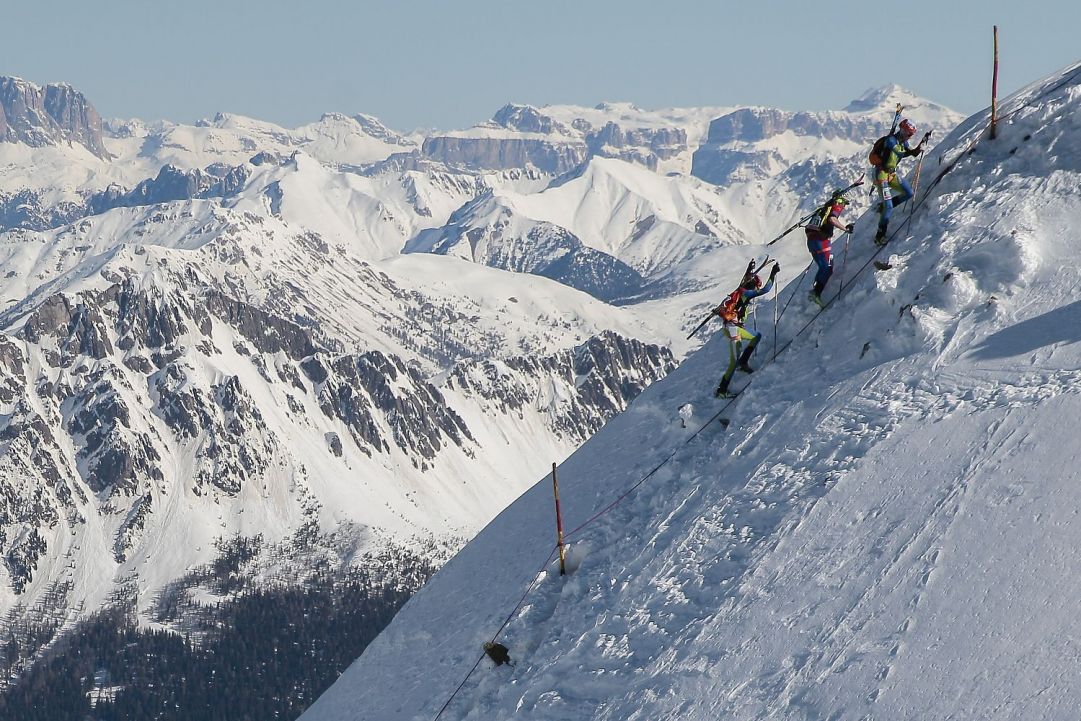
[805, 202, 833, 232]
[868, 134, 889, 167]
[718, 289, 744, 323]
[483, 641, 513, 667]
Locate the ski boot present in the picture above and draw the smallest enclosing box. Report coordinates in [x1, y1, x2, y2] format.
[715, 380, 735, 398]
[808, 290, 825, 308]
[874, 226, 888, 246]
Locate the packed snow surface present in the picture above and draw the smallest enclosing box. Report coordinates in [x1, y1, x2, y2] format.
[301, 62, 1081, 720]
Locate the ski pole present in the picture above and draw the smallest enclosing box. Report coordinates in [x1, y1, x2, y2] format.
[772, 276, 778, 360]
[908, 131, 933, 216]
[766, 210, 819, 247]
[837, 230, 852, 294]
[774, 264, 811, 352]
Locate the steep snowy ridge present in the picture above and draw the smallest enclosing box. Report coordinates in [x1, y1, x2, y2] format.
[301, 62, 1081, 721]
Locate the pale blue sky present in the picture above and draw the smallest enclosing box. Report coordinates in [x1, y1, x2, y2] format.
[5, 1, 1076, 131]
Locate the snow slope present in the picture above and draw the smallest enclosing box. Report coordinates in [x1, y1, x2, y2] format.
[301, 61, 1081, 721]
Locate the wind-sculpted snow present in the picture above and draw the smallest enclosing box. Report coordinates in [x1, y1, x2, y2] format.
[300, 61, 1081, 721]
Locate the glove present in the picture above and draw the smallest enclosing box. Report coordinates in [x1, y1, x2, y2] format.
[845, 223, 855, 233]
[770, 263, 781, 277]
[911, 146, 924, 156]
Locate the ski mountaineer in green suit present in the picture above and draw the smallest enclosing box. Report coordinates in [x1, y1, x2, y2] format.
[871, 118, 929, 245]
[714, 262, 780, 398]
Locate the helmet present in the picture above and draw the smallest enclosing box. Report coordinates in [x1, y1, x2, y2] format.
[831, 191, 848, 206]
[743, 273, 762, 290]
[898, 119, 917, 138]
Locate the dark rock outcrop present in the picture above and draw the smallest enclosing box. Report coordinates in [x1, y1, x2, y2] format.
[447, 331, 675, 441]
[88, 164, 250, 214]
[318, 351, 474, 469]
[585, 122, 687, 168]
[67, 369, 163, 497]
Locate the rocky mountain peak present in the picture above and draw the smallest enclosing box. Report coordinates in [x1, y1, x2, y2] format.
[491, 104, 571, 135]
[0, 76, 109, 159]
[844, 84, 921, 113]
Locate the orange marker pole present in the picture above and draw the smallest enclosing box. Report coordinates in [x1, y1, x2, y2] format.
[991, 25, 999, 139]
[551, 462, 567, 575]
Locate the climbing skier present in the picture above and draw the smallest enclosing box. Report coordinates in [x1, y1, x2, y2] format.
[870, 118, 929, 244]
[714, 262, 780, 398]
[805, 190, 855, 307]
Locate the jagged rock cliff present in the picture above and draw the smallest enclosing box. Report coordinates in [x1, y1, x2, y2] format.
[423, 103, 696, 173]
[0, 77, 109, 159]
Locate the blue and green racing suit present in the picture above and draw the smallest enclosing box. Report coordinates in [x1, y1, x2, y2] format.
[874, 133, 921, 235]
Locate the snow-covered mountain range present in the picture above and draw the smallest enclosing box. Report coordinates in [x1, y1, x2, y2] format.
[0, 73, 965, 700]
[300, 61, 1081, 720]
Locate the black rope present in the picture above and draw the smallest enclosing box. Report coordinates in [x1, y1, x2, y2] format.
[433, 546, 559, 720]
